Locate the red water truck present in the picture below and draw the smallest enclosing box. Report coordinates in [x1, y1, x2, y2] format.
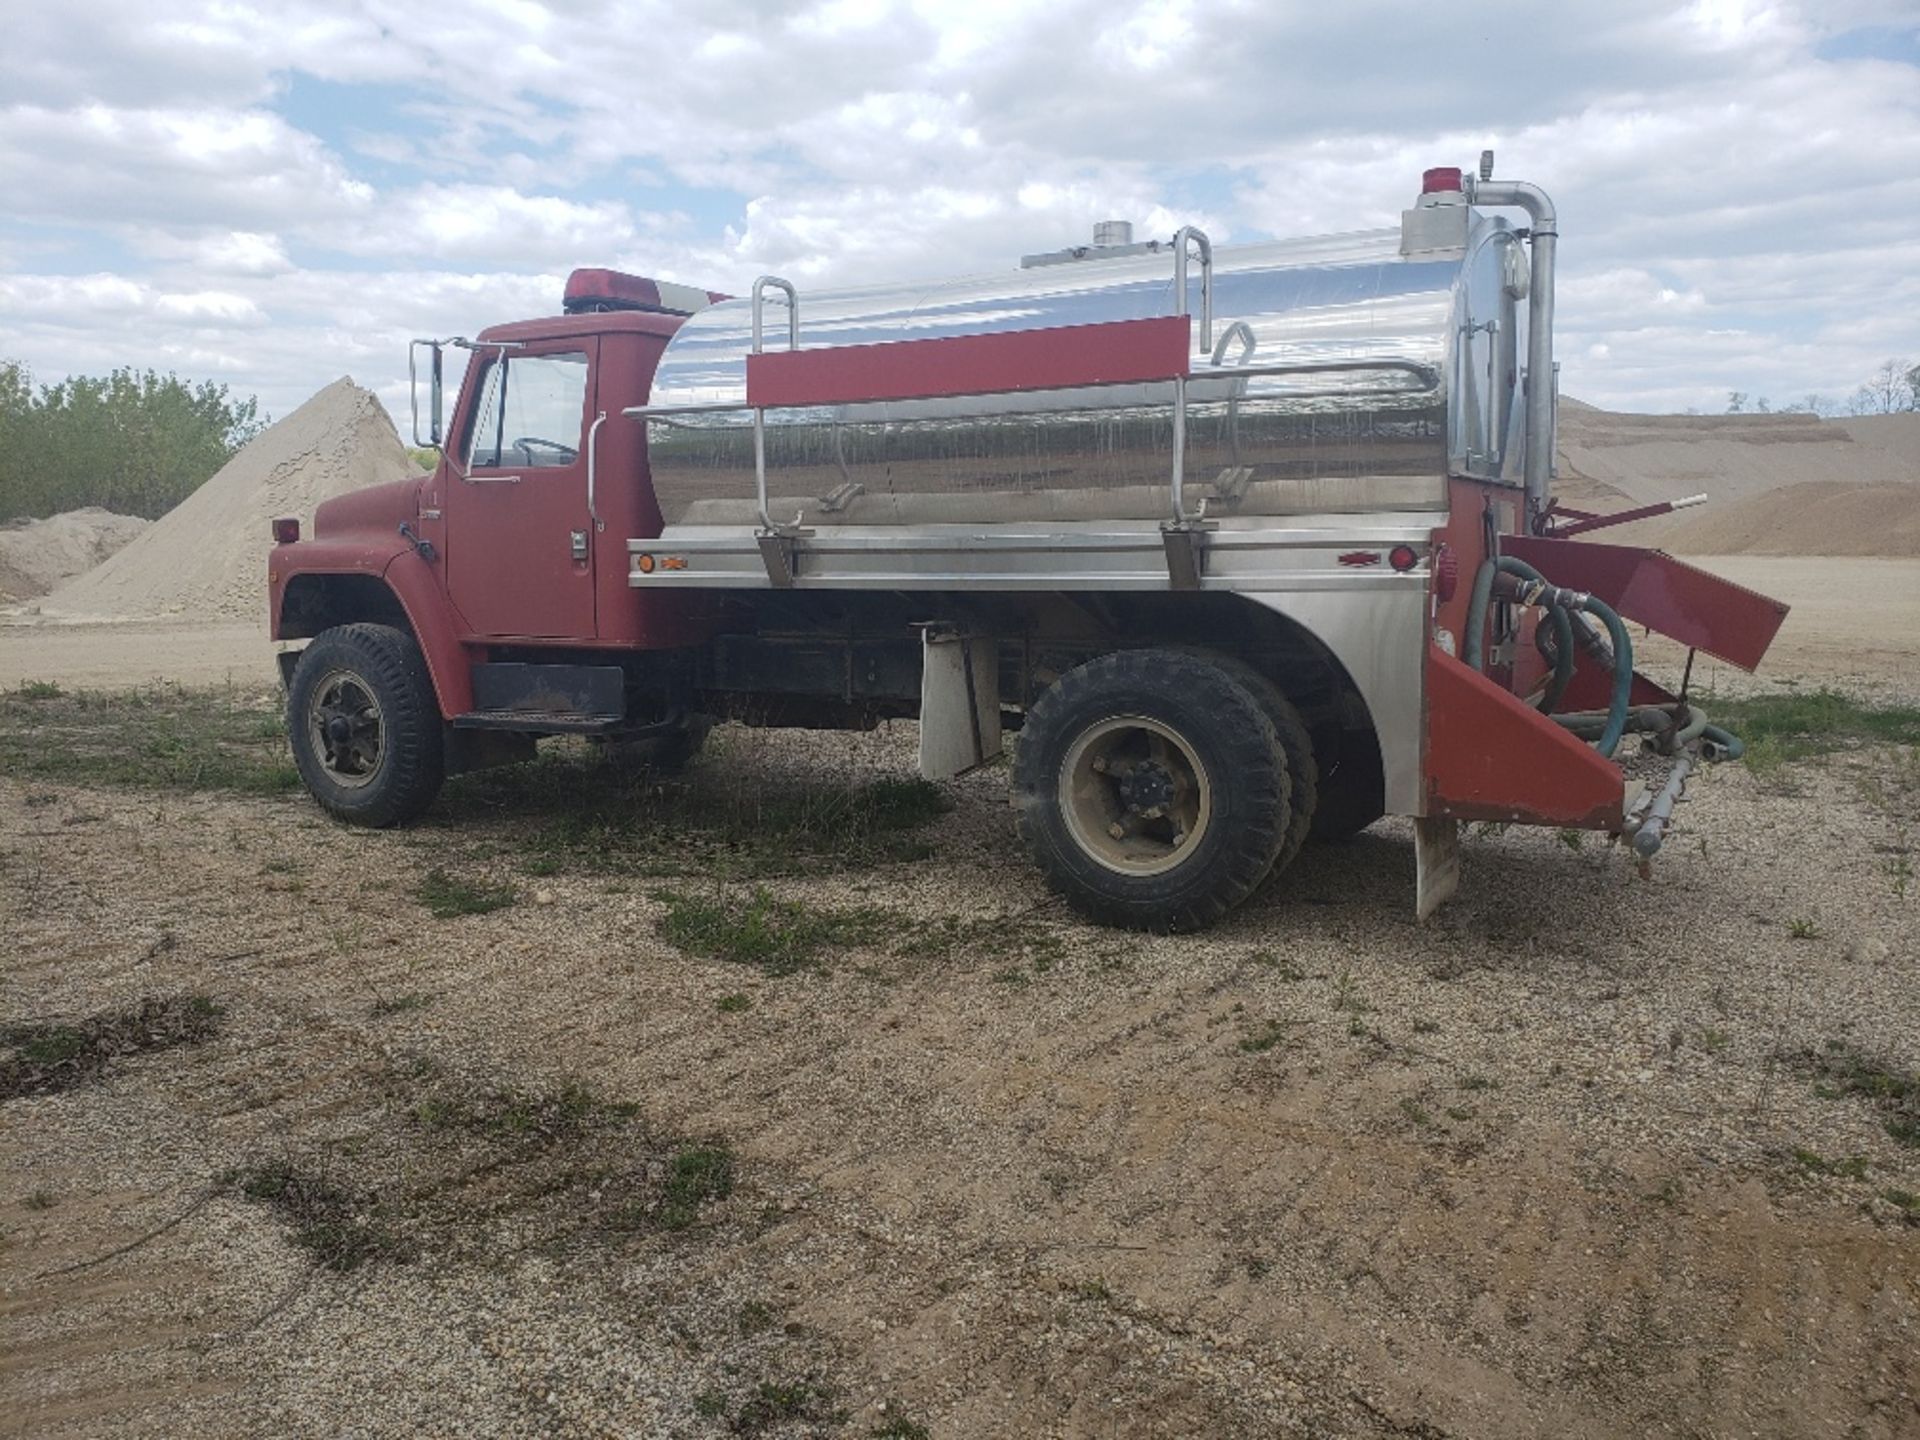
[269, 155, 1787, 929]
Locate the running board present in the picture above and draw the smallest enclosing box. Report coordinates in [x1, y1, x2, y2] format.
[452, 710, 626, 735]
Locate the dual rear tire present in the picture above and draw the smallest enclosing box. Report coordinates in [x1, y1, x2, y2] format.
[1013, 648, 1319, 931]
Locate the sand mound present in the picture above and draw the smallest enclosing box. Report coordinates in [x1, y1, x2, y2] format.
[38, 379, 421, 623]
[1555, 406, 1919, 554]
[1659, 480, 1920, 557]
[0, 508, 150, 602]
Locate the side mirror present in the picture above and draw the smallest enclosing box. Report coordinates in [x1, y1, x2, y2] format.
[409, 339, 445, 449]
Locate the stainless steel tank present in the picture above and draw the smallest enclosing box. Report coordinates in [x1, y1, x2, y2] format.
[642, 218, 1525, 528]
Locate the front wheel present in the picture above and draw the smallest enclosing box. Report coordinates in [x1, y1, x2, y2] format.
[1013, 649, 1291, 931]
[287, 623, 445, 827]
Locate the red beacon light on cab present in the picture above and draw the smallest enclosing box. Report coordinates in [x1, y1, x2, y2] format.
[272, 517, 300, 544]
[562, 268, 731, 318]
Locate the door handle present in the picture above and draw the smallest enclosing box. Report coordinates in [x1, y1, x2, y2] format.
[464, 473, 521, 484]
[571, 529, 589, 562]
[585, 411, 607, 530]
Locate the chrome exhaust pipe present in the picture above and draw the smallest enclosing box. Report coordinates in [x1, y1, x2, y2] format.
[1468, 167, 1558, 531]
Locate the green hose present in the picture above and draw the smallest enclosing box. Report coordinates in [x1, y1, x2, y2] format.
[1465, 555, 1633, 755]
[1701, 723, 1745, 760]
[1464, 556, 1575, 712]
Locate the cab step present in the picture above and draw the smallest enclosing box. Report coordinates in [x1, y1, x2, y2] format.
[452, 709, 625, 735]
[458, 660, 626, 736]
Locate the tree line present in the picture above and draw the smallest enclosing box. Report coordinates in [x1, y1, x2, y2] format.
[0, 360, 265, 522]
[1727, 358, 1920, 417]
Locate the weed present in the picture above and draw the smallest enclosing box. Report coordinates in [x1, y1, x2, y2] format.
[231, 1160, 409, 1272]
[1249, 950, 1306, 981]
[1412, 1017, 1440, 1035]
[23, 1189, 57, 1211]
[1459, 1073, 1498, 1092]
[1792, 1148, 1870, 1180]
[871, 1416, 932, 1440]
[416, 868, 518, 919]
[1071, 1277, 1113, 1303]
[1238, 1019, 1293, 1055]
[18, 680, 63, 700]
[694, 1391, 729, 1419]
[731, 1378, 838, 1434]
[990, 967, 1029, 986]
[1787, 917, 1819, 941]
[1883, 1188, 1920, 1222]
[1798, 1042, 1920, 1148]
[1399, 1099, 1436, 1130]
[736, 1299, 777, 1335]
[657, 887, 884, 975]
[1557, 828, 1584, 851]
[1446, 1105, 1477, 1122]
[371, 992, 431, 1018]
[1, 995, 223, 1101]
[1698, 1026, 1731, 1055]
[660, 1144, 735, 1231]
[893, 913, 1065, 969]
[715, 993, 752, 1014]
[1331, 968, 1372, 1015]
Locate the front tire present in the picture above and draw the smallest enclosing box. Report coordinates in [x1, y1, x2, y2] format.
[1013, 649, 1291, 931]
[287, 623, 445, 827]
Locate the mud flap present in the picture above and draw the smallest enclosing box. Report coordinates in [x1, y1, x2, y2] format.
[918, 629, 1001, 780]
[1414, 816, 1461, 922]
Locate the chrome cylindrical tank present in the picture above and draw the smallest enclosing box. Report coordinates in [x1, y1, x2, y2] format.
[644, 223, 1516, 528]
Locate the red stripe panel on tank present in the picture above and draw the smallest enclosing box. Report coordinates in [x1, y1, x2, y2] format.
[745, 315, 1192, 409]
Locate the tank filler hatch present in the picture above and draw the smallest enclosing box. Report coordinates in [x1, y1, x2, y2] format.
[1021, 221, 1180, 269]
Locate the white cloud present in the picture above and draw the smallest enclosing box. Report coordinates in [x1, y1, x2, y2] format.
[0, 0, 1914, 421]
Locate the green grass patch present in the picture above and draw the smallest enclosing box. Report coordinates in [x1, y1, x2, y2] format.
[0, 684, 297, 795]
[659, 1144, 735, 1231]
[2, 994, 223, 1101]
[416, 868, 517, 919]
[1715, 690, 1920, 765]
[1791, 1148, 1871, 1180]
[656, 887, 885, 975]
[447, 745, 950, 880]
[1238, 1019, 1293, 1055]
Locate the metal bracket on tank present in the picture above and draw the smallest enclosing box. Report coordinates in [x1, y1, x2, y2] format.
[749, 275, 813, 586]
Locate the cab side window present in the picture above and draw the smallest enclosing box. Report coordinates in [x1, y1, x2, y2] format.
[466, 351, 590, 470]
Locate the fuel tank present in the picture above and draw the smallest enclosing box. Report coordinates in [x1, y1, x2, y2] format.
[643, 216, 1525, 528]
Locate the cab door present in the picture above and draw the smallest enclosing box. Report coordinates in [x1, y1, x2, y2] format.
[446, 339, 599, 640]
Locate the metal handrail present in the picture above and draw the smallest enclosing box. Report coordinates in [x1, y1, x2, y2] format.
[749, 276, 800, 533]
[1167, 227, 1212, 525]
[584, 411, 607, 529]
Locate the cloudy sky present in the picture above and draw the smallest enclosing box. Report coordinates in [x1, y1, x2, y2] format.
[2, 0, 1917, 426]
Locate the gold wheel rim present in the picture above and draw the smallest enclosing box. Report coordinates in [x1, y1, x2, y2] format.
[1058, 715, 1213, 876]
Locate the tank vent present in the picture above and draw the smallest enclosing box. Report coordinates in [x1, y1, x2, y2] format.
[1092, 220, 1134, 248]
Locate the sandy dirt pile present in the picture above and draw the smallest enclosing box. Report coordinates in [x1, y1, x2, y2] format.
[35, 378, 420, 623]
[1555, 403, 1920, 554]
[0, 508, 150, 602]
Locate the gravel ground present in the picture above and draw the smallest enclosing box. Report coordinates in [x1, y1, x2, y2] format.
[3, 714, 1918, 1439]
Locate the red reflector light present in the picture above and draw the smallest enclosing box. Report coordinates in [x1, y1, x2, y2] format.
[1389, 544, 1419, 572]
[272, 517, 299, 544]
[1422, 166, 1464, 194]
[1337, 551, 1381, 568]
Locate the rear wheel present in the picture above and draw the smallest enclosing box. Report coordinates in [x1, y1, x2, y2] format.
[1204, 656, 1318, 879]
[287, 623, 444, 827]
[1013, 649, 1290, 931]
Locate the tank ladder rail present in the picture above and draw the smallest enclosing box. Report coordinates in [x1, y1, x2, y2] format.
[749, 275, 810, 586]
[1163, 226, 1214, 588]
